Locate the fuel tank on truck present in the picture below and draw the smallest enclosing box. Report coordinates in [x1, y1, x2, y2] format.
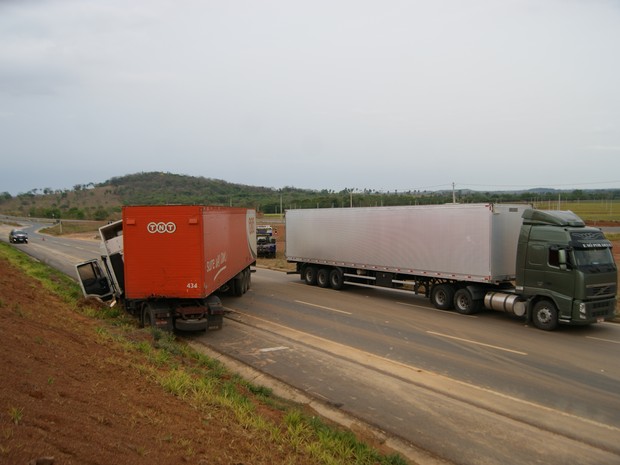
[122, 205, 257, 300]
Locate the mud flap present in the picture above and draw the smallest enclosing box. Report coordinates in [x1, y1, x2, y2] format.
[144, 303, 174, 332]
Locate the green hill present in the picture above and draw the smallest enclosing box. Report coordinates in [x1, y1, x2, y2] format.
[1, 171, 618, 221]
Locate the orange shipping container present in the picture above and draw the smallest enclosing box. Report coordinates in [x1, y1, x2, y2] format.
[122, 205, 257, 300]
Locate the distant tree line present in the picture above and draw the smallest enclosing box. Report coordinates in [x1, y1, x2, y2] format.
[1, 172, 618, 221]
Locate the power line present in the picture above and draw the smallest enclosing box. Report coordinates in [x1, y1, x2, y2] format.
[394, 181, 620, 192]
[454, 180, 620, 189]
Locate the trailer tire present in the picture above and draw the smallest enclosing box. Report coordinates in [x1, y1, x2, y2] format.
[453, 288, 481, 315]
[143, 305, 154, 328]
[329, 268, 344, 290]
[241, 269, 249, 294]
[317, 268, 330, 288]
[532, 299, 559, 331]
[140, 304, 149, 328]
[231, 279, 242, 297]
[245, 268, 251, 290]
[303, 266, 317, 286]
[431, 284, 455, 310]
[232, 269, 250, 297]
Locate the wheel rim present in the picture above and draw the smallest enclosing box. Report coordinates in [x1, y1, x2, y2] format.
[304, 267, 316, 284]
[537, 307, 552, 324]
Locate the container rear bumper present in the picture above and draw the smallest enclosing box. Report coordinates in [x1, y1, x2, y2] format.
[174, 318, 209, 331]
[174, 313, 224, 332]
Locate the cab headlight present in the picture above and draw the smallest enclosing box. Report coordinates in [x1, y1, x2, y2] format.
[579, 303, 587, 318]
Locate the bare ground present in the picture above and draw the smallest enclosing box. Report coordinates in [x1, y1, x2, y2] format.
[0, 253, 324, 465]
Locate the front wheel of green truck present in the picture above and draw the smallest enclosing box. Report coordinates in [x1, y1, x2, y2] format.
[532, 300, 559, 331]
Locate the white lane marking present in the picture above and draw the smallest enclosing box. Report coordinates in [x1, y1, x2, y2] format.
[294, 300, 352, 315]
[259, 346, 289, 353]
[427, 331, 528, 356]
[586, 336, 620, 345]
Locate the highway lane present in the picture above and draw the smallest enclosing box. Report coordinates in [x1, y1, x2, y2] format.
[3, 223, 619, 464]
[226, 270, 620, 427]
[0, 222, 100, 277]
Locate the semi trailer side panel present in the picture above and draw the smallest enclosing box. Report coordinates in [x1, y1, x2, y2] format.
[286, 204, 528, 283]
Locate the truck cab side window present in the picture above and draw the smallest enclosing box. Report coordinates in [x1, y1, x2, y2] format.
[549, 247, 570, 270]
[549, 248, 560, 267]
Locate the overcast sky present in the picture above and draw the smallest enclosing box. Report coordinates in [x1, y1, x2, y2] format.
[1, 0, 619, 196]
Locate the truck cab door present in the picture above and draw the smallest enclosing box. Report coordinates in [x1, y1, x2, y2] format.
[76, 259, 114, 301]
[544, 247, 575, 318]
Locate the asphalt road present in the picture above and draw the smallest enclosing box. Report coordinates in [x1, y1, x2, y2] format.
[1, 222, 99, 277]
[2, 221, 620, 465]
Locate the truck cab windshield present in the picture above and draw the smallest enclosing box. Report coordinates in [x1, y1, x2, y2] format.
[572, 247, 616, 272]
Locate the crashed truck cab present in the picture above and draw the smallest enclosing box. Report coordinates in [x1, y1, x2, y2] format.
[76, 220, 124, 304]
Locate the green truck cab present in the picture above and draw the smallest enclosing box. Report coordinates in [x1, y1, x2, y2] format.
[517, 209, 617, 330]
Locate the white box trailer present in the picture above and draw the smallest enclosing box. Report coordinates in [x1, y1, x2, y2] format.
[286, 203, 618, 330]
[286, 203, 527, 284]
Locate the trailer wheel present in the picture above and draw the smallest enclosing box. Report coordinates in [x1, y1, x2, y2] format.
[245, 268, 251, 290]
[140, 304, 149, 328]
[143, 305, 154, 327]
[142, 304, 157, 329]
[303, 266, 317, 286]
[329, 268, 344, 290]
[317, 268, 330, 288]
[241, 269, 249, 294]
[431, 284, 455, 310]
[233, 276, 244, 297]
[453, 288, 481, 315]
[532, 300, 559, 331]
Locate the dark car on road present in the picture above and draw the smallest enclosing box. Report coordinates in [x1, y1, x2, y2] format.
[9, 229, 28, 244]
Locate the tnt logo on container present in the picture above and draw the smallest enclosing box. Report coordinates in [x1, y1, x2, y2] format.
[147, 222, 177, 234]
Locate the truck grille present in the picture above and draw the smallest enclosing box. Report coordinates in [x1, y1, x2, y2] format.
[586, 283, 617, 299]
[588, 300, 616, 318]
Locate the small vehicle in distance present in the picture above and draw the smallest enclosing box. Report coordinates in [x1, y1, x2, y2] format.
[9, 229, 28, 244]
